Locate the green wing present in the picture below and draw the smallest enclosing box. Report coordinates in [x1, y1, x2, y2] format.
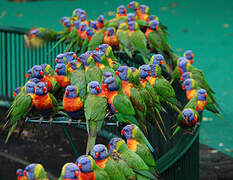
[49, 93, 58, 108]
[184, 96, 197, 110]
[130, 30, 148, 57]
[117, 29, 132, 58]
[85, 65, 103, 84]
[148, 31, 163, 54]
[80, 37, 89, 54]
[104, 159, 126, 180]
[44, 64, 55, 77]
[136, 143, 156, 167]
[94, 167, 110, 180]
[105, 17, 127, 28]
[88, 31, 104, 50]
[130, 87, 147, 115]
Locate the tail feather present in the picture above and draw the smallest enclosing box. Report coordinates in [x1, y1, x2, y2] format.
[5, 122, 18, 143]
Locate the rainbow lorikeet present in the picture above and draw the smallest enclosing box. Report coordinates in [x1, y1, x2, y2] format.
[138, 5, 150, 21]
[88, 30, 105, 51]
[55, 63, 71, 88]
[92, 144, 127, 180]
[24, 163, 49, 180]
[16, 169, 28, 180]
[96, 44, 118, 62]
[72, 8, 86, 20]
[85, 81, 107, 154]
[76, 155, 110, 180]
[63, 85, 83, 124]
[96, 15, 104, 29]
[90, 21, 98, 30]
[173, 108, 200, 135]
[34, 82, 58, 123]
[13, 87, 22, 97]
[116, 5, 127, 18]
[182, 79, 222, 118]
[58, 163, 79, 180]
[108, 138, 157, 180]
[127, 1, 140, 18]
[104, 77, 138, 126]
[183, 50, 194, 64]
[4, 82, 36, 143]
[103, 27, 119, 48]
[55, 54, 65, 64]
[40, 64, 57, 92]
[127, 21, 149, 64]
[29, 27, 59, 41]
[63, 52, 77, 63]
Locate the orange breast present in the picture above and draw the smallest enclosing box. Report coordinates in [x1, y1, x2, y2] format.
[146, 76, 157, 86]
[127, 139, 139, 152]
[196, 100, 207, 112]
[79, 172, 95, 180]
[145, 28, 153, 39]
[56, 75, 70, 88]
[63, 97, 83, 112]
[34, 94, 54, 110]
[140, 79, 148, 88]
[95, 158, 108, 169]
[186, 89, 196, 100]
[122, 81, 132, 97]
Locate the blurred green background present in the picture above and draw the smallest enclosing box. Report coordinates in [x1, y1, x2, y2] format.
[0, 0, 232, 157]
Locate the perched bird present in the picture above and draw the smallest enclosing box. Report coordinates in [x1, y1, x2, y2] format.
[63, 19, 72, 32]
[60, 16, 69, 25]
[89, 21, 98, 30]
[63, 52, 77, 63]
[31, 65, 44, 79]
[85, 81, 107, 154]
[103, 27, 119, 48]
[78, 22, 88, 40]
[13, 87, 22, 97]
[34, 82, 58, 123]
[96, 44, 117, 62]
[16, 169, 27, 180]
[55, 63, 71, 88]
[87, 27, 95, 41]
[55, 54, 65, 64]
[76, 155, 110, 180]
[92, 144, 126, 180]
[116, 5, 127, 18]
[149, 54, 164, 65]
[58, 163, 79, 180]
[108, 138, 157, 180]
[24, 163, 49, 180]
[183, 50, 194, 64]
[127, 1, 140, 17]
[96, 15, 105, 29]
[63, 85, 83, 124]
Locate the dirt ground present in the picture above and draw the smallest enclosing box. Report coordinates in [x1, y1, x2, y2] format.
[0, 108, 233, 180]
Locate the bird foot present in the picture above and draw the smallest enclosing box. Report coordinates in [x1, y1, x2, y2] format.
[116, 121, 120, 127]
[39, 116, 44, 124]
[25, 117, 29, 122]
[49, 116, 53, 124]
[77, 119, 81, 126]
[68, 119, 73, 125]
[105, 112, 111, 118]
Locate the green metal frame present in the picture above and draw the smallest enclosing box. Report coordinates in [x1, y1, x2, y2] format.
[0, 26, 200, 179]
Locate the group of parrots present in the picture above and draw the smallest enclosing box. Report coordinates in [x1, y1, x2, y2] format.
[16, 125, 160, 180]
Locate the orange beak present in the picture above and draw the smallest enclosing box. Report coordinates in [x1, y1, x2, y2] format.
[74, 171, 79, 177]
[185, 117, 189, 121]
[131, 17, 135, 21]
[115, 71, 119, 76]
[65, 91, 69, 96]
[180, 77, 184, 81]
[155, 25, 159, 30]
[127, 4, 130, 8]
[148, 71, 151, 76]
[73, 54, 77, 59]
[42, 87, 47, 93]
[121, 130, 124, 135]
[40, 70, 44, 76]
[160, 60, 164, 64]
[191, 53, 194, 59]
[77, 57, 81, 62]
[204, 93, 207, 97]
[96, 152, 100, 158]
[13, 92, 16, 96]
[55, 68, 58, 73]
[26, 73, 30, 78]
[67, 63, 70, 68]
[78, 164, 82, 169]
[182, 84, 186, 90]
[55, 58, 58, 63]
[96, 86, 100, 92]
[23, 171, 27, 176]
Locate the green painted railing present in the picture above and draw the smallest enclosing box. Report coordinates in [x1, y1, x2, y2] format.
[0, 26, 199, 179]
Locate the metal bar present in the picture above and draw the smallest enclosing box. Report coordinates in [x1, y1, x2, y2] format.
[4, 32, 8, 99]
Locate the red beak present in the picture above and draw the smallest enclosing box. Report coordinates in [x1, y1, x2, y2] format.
[155, 25, 159, 30]
[81, 18, 85, 21]
[42, 87, 47, 93]
[13, 92, 16, 97]
[78, 164, 82, 169]
[115, 71, 119, 76]
[185, 117, 189, 121]
[160, 60, 164, 64]
[55, 68, 58, 73]
[91, 53, 95, 58]
[131, 17, 135, 21]
[180, 77, 184, 81]
[96, 152, 100, 158]
[96, 48, 99, 51]
[204, 93, 207, 97]
[127, 4, 130, 8]
[33, 86, 36, 91]
[23, 171, 27, 176]
[73, 54, 77, 59]
[26, 73, 30, 78]
[96, 86, 100, 92]
[108, 144, 110, 149]
[121, 130, 124, 136]
[101, 17, 104, 22]
[191, 53, 194, 58]
[148, 71, 151, 76]
[190, 59, 193, 64]
[67, 63, 70, 68]
[107, 31, 110, 36]
[16, 172, 19, 176]
[40, 70, 44, 76]
[55, 58, 58, 63]
[124, 9, 126, 13]
[65, 91, 69, 96]
[77, 57, 81, 62]
[74, 171, 79, 177]
[182, 84, 186, 90]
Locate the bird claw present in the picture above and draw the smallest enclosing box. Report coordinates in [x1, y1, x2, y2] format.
[25, 117, 29, 122]
[116, 121, 120, 127]
[39, 116, 44, 124]
[68, 119, 73, 125]
[49, 116, 53, 124]
[77, 119, 81, 126]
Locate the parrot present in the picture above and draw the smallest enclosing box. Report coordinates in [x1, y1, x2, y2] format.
[182, 79, 222, 118]
[127, 1, 140, 18]
[4, 82, 36, 143]
[89, 21, 98, 30]
[104, 76, 139, 126]
[103, 27, 119, 48]
[55, 63, 71, 88]
[96, 15, 105, 29]
[87, 27, 95, 41]
[16, 169, 28, 180]
[72, 8, 86, 20]
[127, 21, 149, 64]
[76, 155, 110, 180]
[67, 60, 80, 74]
[40, 64, 57, 92]
[63, 85, 83, 124]
[92, 144, 127, 180]
[63, 52, 77, 63]
[116, 5, 127, 18]
[58, 163, 79, 180]
[85, 81, 107, 154]
[55, 54, 65, 64]
[77, 22, 88, 40]
[29, 27, 58, 42]
[108, 138, 157, 180]
[173, 108, 200, 135]
[24, 163, 49, 180]
[149, 54, 170, 77]
[183, 50, 194, 64]
[138, 5, 150, 21]
[96, 43, 118, 62]
[87, 30, 104, 51]
[34, 82, 58, 123]
[60, 16, 69, 25]
[13, 87, 22, 97]
[127, 13, 137, 22]
[121, 124, 157, 168]
[26, 68, 32, 79]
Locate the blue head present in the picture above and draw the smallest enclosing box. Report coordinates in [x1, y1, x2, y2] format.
[79, 22, 88, 32]
[88, 81, 102, 95]
[63, 19, 72, 28]
[121, 124, 135, 139]
[149, 20, 159, 30]
[78, 51, 92, 65]
[105, 77, 118, 91]
[64, 52, 76, 63]
[151, 54, 164, 65]
[73, 20, 81, 29]
[90, 21, 98, 30]
[180, 72, 191, 81]
[127, 13, 136, 22]
[68, 60, 78, 71]
[64, 85, 78, 98]
[139, 5, 149, 14]
[92, 50, 104, 63]
[182, 109, 196, 124]
[197, 89, 207, 101]
[103, 72, 113, 84]
[106, 27, 115, 36]
[127, 1, 139, 10]
[116, 66, 129, 81]
[55, 63, 66, 76]
[32, 65, 44, 79]
[55, 53, 65, 64]
[25, 163, 37, 179]
[26, 82, 36, 94]
[60, 16, 69, 24]
[87, 28, 95, 39]
[149, 64, 156, 76]
[118, 5, 127, 14]
[184, 50, 193, 61]
[76, 155, 92, 173]
[26, 68, 32, 79]
[139, 65, 151, 79]
[62, 163, 79, 179]
[73, 8, 83, 17]
[16, 169, 24, 177]
[30, 78, 40, 84]
[35, 82, 47, 95]
[96, 44, 109, 53]
[108, 138, 122, 154]
[178, 59, 188, 73]
[92, 144, 108, 160]
[148, 15, 158, 21]
[130, 67, 137, 72]
[127, 21, 136, 31]
[30, 29, 39, 37]
[182, 79, 194, 91]
[97, 15, 104, 23]
[13, 87, 22, 97]
[79, 14, 86, 22]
